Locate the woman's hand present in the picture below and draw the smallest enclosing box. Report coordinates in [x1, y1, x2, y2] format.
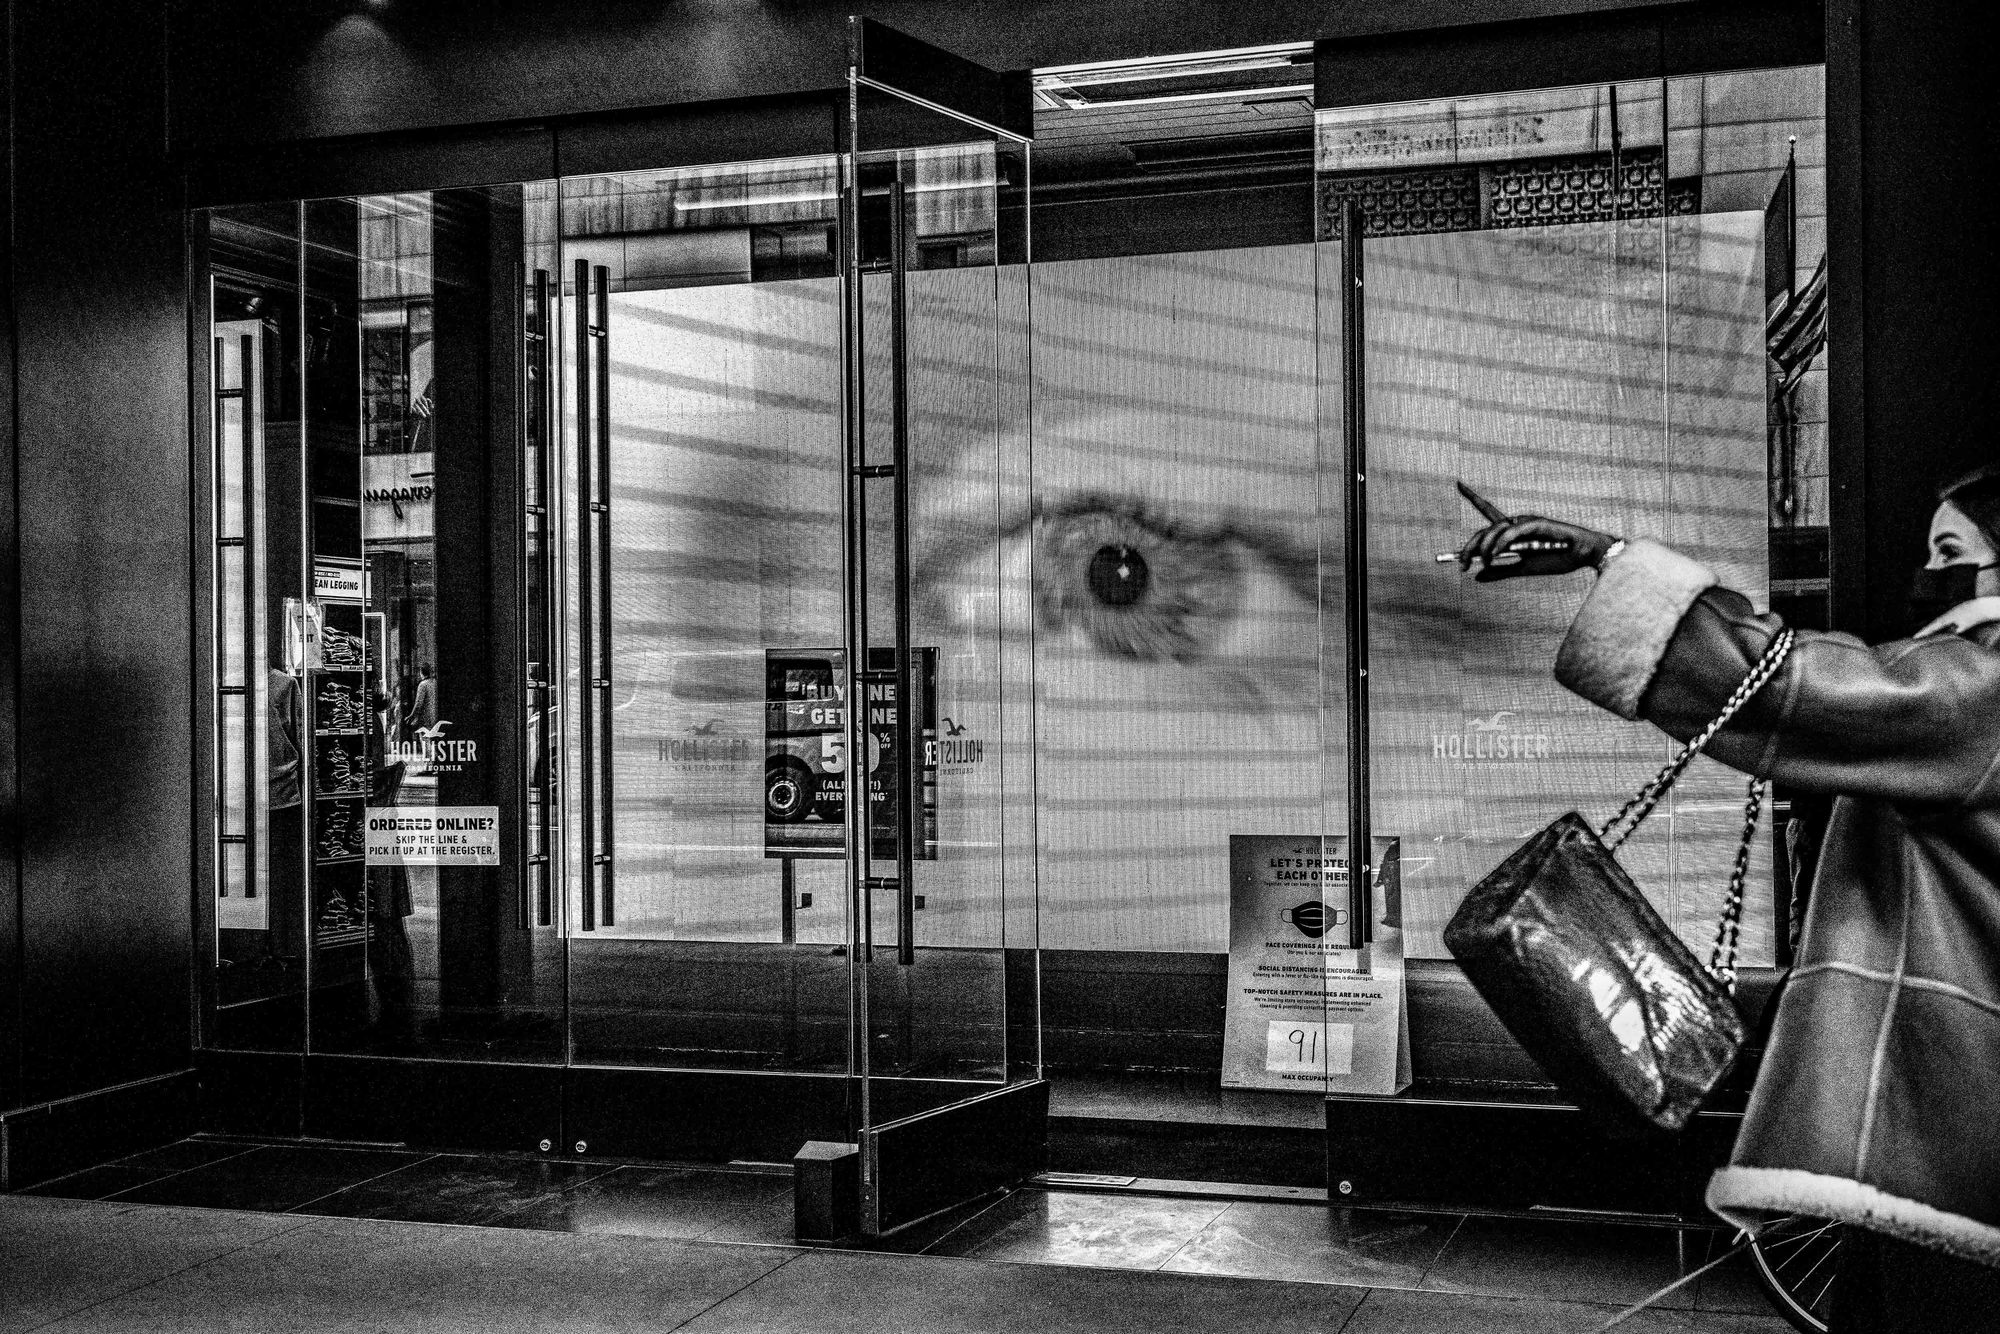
[1457, 515, 1619, 581]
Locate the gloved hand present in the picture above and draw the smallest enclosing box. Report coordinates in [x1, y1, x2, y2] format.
[1456, 514, 1619, 581]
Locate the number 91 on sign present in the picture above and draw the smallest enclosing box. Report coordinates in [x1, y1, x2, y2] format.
[1265, 1020, 1354, 1076]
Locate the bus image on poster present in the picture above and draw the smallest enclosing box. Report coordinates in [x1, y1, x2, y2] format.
[764, 649, 937, 861]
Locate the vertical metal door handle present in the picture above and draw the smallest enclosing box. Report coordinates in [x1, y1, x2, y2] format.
[515, 264, 532, 932]
[519, 266, 556, 930]
[1340, 198, 1372, 952]
[574, 257, 597, 932]
[533, 268, 556, 928]
[592, 264, 616, 928]
[888, 180, 916, 968]
[237, 334, 260, 901]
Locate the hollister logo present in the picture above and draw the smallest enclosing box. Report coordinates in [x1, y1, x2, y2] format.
[1432, 710, 1552, 762]
[660, 720, 753, 767]
[934, 716, 987, 771]
[392, 720, 479, 773]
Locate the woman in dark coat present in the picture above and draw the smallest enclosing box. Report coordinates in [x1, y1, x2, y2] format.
[1456, 465, 2000, 1331]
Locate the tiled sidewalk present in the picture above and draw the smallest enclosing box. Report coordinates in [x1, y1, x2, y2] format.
[2, 1137, 1792, 1333]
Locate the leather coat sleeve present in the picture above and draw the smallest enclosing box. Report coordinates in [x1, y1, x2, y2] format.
[1552, 539, 2000, 807]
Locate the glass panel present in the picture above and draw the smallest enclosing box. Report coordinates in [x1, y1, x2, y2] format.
[204, 205, 308, 1048]
[558, 155, 854, 1074]
[1009, 56, 1344, 1112]
[1319, 73, 1818, 968]
[847, 78, 1038, 1125]
[295, 188, 564, 1061]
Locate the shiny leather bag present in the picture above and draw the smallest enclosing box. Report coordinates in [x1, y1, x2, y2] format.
[1444, 629, 1795, 1134]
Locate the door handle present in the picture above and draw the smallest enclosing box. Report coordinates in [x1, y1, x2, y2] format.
[574, 258, 598, 932]
[1340, 197, 1371, 951]
[888, 179, 916, 968]
[521, 266, 555, 929]
[593, 265, 615, 929]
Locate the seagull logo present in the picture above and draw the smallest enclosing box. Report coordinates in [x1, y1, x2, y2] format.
[688, 719, 723, 736]
[1465, 710, 1518, 733]
[415, 720, 451, 743]
[941, 717, 968, 737]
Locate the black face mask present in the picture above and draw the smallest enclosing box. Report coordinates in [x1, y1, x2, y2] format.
[1909, 561, 1996, 628]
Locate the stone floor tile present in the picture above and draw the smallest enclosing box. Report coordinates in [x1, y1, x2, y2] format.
[674, 1249, 1369, 1333]
[106, 1144, 429, 1214]
[29, 1213, 798, 1334]
[1421, 1215, 1693, 1309]
[112, 1139, 261, 1173]
[1343, 1287, 1792, 1333]
[923, 1188, 1229, 1270]
[298, 1154, 617, 1227]
[18, 1165, 170, 1201]
[0, 1197, 306, 1334]
[494, 1165, 792, 1241]
[1162, 1202, 1459, 1289]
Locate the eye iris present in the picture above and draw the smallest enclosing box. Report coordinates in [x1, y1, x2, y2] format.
[1086, 545, 1149, 607]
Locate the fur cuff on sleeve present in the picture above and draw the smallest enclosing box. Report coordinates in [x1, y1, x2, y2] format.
[1553, 538, 1717, 719]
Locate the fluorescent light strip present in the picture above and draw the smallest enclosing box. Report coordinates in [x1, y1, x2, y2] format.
[671, 180, 991, 212]
[1042, 82, 1314, 111]
[1034, 42, 1310, 83]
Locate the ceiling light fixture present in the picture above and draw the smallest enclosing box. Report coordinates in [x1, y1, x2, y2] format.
[1033, 43, 1313, 110]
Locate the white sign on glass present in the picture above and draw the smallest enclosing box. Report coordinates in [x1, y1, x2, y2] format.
[365, 805, 501, 866]
[1221, 835, 1411, 1095]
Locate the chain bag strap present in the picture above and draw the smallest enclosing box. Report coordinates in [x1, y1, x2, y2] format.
[1593, 628, 1797, 995]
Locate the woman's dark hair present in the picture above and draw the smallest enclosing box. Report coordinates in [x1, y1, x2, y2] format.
[1940, 464, 2000, 556]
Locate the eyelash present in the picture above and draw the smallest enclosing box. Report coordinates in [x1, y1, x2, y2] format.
[1029, 495, 1243, 663]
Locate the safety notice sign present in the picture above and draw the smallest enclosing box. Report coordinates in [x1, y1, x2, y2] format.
[1220, 834, 1410, 1095]
[365, 806, 501, 866]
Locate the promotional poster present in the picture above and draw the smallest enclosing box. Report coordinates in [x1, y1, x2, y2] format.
[763, 648, 939, 861]
[1222, 835, 1411, 1094]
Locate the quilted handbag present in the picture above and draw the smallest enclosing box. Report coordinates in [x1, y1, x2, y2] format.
[1444, 629, 1796, 1133]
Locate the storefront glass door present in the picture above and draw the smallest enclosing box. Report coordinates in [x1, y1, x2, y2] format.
[547, 22, 1043, 1228]
[553, 152, 855, 1079]
[844, 31, 1043, 1235]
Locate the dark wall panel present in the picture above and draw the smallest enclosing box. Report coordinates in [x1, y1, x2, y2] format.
[9, 1, 192, 1107]
[3, 9, 23, 1114]
[167, 0, 1674, 153]
[554, 97, 839, 183]
[1826, 0, 1997, 639]
[1316, 0, 1824, 106]
[190, 124, 557, 211]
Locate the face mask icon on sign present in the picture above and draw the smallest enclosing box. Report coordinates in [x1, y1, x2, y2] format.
[1282, 901, 1348, 939]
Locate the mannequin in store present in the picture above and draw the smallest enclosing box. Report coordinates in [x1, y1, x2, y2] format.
[1452, 464, 2000, 1331]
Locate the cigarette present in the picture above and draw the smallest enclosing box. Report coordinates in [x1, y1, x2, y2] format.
[1437, 551, 1524, 566]
[1436, 540, 1571, 564]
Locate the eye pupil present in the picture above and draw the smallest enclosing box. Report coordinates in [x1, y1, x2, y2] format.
[1087, 544, 1149, 607]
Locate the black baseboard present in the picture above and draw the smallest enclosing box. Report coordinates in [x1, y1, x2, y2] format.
[1326, 1084, 1744, 1220]
[306, 1055, 563, 1154]
[0, 1069, 197, 1191]
[196, 1049, 303, 1139]
[1048, 1114, 1326, 1189]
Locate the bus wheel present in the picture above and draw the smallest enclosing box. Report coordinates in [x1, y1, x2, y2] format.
[766, 759, 815, 823]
